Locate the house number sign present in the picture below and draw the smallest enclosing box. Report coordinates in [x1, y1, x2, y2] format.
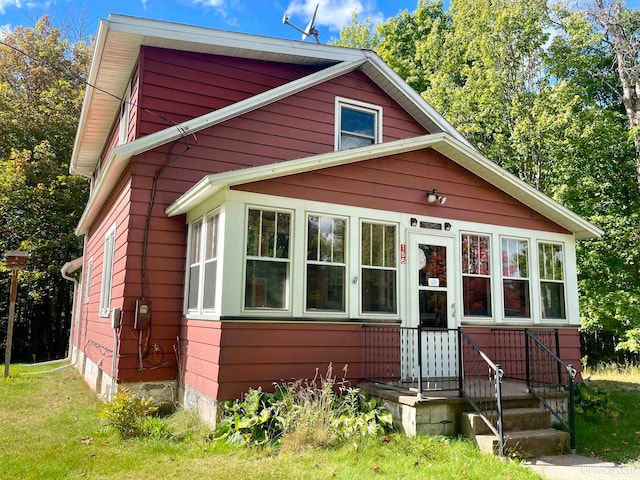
[400, 244, 406, 264]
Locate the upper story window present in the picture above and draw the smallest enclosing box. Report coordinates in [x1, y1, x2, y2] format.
[187, 211, 219, 313]
[462, 233, 492, 317]
[99, 224, 116, 317]
[118, 83, 131, 145]
[502, 238, 530, 318]
[244, 208, 291, 310]
[361, 221, 397, 314]
[538, 241, 566, 319]
[335, 97, 382, 151]
[306, 214, 347, 312]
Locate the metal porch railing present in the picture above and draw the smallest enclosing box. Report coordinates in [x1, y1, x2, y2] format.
[362, 325, 459, 394]
[525, 329, 577, 452]
[459, 328, 505, 456]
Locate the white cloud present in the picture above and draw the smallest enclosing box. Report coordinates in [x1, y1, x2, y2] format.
[141, 0, 147, 10]
[0, 0, 22, 15]
[188, 0, 242, 27]
[285, 0, 383, 33]
[191, 0, 225, 7]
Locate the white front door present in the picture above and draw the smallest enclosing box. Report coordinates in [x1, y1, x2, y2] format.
[407, 233, 458, 385]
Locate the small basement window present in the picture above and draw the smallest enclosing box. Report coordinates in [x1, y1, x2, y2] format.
[335, 97, 382, 151]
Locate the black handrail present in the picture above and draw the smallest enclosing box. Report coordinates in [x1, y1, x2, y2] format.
[526, 329, 577, 452]
[459, 328, 505, 456]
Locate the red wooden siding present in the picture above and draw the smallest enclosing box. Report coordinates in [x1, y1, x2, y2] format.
[216, 322, 365, 400]
[178, 320, 367, 402]
[135, 47, 427, 186]
[78, 172, 133, 375]
[179, 320, 222, 400]
[234, 149, 569, 234]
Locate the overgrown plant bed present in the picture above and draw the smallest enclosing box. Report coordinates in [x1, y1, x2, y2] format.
[0, 363, 543, 479]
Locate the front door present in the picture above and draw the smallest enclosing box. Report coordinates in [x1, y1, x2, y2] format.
[408, 233, 458, 387]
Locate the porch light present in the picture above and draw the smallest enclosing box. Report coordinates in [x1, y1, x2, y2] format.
[426, 189, 447, 205]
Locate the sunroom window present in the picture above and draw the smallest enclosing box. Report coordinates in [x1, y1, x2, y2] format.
[245, 208, 291, 309]
[336, 98, 382, 151]
[502, 238, 530, 318]
[361, 222, 397, 314]
[306, 215, 346, 312]
[187, 212, 219, 312]
[538, 242, 566, 319]
[462, 233, 492, 317]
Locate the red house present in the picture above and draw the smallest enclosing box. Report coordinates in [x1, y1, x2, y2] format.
[63, 15, 601, 431]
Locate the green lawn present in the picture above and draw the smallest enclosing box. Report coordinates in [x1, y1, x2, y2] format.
[0, 363, 542, 480]
[577, 364, 640, 464]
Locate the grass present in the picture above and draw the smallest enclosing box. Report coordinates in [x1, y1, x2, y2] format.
[0, 362, 543, 480]
[576, 363, 640, 464]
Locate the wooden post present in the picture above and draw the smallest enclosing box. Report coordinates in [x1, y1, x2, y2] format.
[3, 251, 28, 378]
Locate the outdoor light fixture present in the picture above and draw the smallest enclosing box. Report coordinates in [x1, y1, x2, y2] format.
[426, 189, 447, 204]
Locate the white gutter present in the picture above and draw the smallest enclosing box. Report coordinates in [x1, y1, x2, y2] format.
[74, 58, 366, 235]
[166, 133, 603, 240]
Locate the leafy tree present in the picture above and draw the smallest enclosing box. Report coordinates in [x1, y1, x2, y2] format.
[328, 12, 381, 49]
[335, 0, 640, 352]
[0, 16, 90, 360]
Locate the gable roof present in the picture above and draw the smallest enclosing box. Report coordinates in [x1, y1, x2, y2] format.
[70, 14, 469, 177]
[166, 133, 603, 240]
[71, 14, 601, 241]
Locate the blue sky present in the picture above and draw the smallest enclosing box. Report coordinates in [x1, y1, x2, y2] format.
[0, 0, 421, 41]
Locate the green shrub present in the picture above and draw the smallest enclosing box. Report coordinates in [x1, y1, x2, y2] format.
[574, 382, 621, 418]
[100, 387, 158, 439]
[213, 364, 393, 451]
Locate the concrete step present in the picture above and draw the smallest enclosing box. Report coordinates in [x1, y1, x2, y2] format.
[475, 428, 570, 457]
[461, 407, 552, 435]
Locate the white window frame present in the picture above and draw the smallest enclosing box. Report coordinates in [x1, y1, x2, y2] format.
[460, 232, 493, 319]
[242, 206, 292, 312]
[500, 236, 532, 320]
[334, 97, 383, 151]
[304, 212, 349, 314]
[185, 210, 220, 314]
[84, 257, 93, 304]
[359, 220, 398, 316]
[99, 224, 116, 318]
[118, 83, 131, 145]
[537, 240, 567, 320]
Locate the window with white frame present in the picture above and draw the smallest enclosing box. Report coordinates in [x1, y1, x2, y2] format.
[118, 83, 131, 145]
[245, 208, 291, 309]
[187, 212, 219, 312]
[501, 238, 530, 318]
[306, 215, 347, 312]
[461, 233, 492, 317]
[361, 221, 397, 314]
[99, 225, 116, 317]
[538, 242, 566, 319]
[335, 98, 382, 151]
[84, 257, 93, 304]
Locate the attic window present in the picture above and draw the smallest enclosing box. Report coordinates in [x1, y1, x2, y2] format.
[335, 97, 382, 151]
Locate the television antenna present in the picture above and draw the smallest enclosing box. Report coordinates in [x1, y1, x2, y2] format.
[282, 3, 320, 43]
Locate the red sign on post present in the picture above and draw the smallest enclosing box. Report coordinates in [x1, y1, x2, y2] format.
[400, 244, 406, 264]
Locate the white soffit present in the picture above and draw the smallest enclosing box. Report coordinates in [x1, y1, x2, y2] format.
[166, 133, 602, 241]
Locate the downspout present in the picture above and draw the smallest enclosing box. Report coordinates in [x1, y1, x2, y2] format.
[60, 256, 84, 366]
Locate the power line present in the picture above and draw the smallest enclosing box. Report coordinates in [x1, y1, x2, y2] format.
[0, 38, 198, 144]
